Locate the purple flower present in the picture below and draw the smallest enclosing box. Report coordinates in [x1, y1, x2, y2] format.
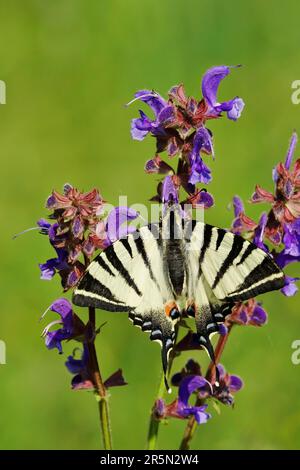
[38, 221, 69, 280]
[106, 206, 139, 244]
[162, 176, 179, 205]
[281, 275, 299, 297]
[154, 375, 211, 425]
[191, 127, 214, 159]
[177, 376, 211, 423]
[41, 298, 84, 353]
[285, 131, 298, 170]
[39, 247, 69, 280]
[186, 189, 214, 209]
[201, 65, 245, 121]
[212, 364, 243, 406]
[65, 344, 94, 390]
[189, 156, 212, 185]
[133, 90, 167, 115]
[145, 155, 174, 174]
[233, 195, 244, 217]
[276, 220, 300, 268]
[130, 91, 171, 141]
[171, 360, 242, 408]
[253, 212, 269, 252]
[66, 346, 128, 391]
[229, 299, 268, 326]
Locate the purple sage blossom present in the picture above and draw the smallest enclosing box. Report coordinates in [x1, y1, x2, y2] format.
[201, 65, 245, 121]
[41, 298, 85, 353]
[106, 207, 139, 244]
[154, 375, 211, 425]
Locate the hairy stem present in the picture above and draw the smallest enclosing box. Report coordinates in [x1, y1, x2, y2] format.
[87, 306, 112, 450]
[179, 325, 233, 450]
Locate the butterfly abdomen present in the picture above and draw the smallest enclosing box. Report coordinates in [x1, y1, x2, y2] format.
[163, 206, 185, 296]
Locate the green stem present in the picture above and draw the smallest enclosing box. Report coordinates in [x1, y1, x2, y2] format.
[98, 394, 112, 450]
[146, 371, 167, 450]
[179, 325, 233, 450]
[87, 307, 113, 450]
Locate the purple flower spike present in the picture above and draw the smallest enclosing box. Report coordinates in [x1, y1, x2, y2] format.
[201, 65, 245, 121]
[285, 132, 298, 170]
[106, 206, 139, 244]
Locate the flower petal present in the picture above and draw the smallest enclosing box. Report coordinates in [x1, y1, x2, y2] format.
[178, 375, 211, 405]
[201, 66, 231, 107]
[233, 195, 244, 217]
[189, 157, 212, 185]
[134, 90, 167, 116]
[226, 97, 245, 121]
[229, 374, 243, 392]
[106, 206, 139, 243]
[285, 132, 298, 170]
[162, 175, 179, 204]
[251, 185, 275, 203]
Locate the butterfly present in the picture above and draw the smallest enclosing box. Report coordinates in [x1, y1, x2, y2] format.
[73, 203, 285, 386]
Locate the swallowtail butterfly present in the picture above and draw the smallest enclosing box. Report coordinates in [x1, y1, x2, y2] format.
[73, 204, 284, 384]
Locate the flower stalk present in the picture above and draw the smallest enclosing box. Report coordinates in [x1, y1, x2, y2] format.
[179, 326, 233, 450]
[87, 306, 112, 449]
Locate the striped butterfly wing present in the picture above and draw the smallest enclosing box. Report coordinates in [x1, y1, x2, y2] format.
[185, 221, 285, 360]
[73, 224, 177, 374]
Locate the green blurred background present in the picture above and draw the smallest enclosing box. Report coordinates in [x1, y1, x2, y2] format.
[1, 0, 300, 450]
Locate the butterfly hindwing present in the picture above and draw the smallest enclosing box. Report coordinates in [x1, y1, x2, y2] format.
[185, 220, 285, 359]
[73, 224, 177, 374]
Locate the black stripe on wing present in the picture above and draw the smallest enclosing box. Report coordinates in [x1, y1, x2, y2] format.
[236, 243, 256, 266]
[104, 245, 142, 297]
[215, 228, 226, 250]
[212, 236, 245, 289]
[224, 256, 285, 302]
[73, 293, 133, 312]
[134, 233, 161, 291]
[198, 224, 213, 277]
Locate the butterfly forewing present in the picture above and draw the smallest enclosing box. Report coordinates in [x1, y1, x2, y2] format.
[73, 224, 177, 374]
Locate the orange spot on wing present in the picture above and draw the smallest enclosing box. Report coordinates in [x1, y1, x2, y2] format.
[165, 301, 177, 317]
